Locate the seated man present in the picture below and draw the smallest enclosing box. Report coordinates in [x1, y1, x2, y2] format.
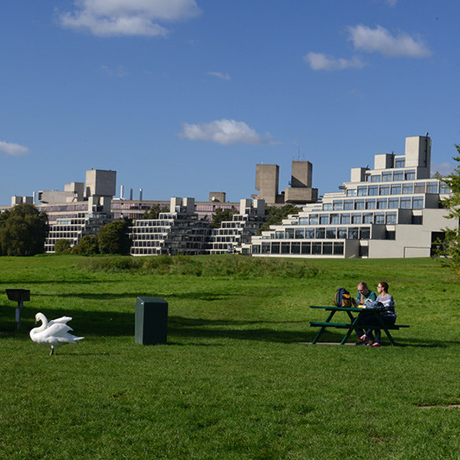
[353, 281, 376, 344]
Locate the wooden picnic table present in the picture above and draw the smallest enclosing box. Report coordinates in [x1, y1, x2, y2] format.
[309, 305, 409, 346]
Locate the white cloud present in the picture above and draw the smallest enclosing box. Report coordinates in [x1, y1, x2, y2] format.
[431, 162, 454, 177]
[101, 65, 128, 77]
[348, 24, 431, 57]
[304, 52, 366, 71]
[207, 72, 231, 81]
[178, 119, 273, 145]
[0, 141, 29, 156]
[59, 0, 201, 37]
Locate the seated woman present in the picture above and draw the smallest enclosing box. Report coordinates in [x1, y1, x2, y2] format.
[358, 281, 397, 347]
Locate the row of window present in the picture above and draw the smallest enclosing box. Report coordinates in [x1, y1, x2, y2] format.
[317, 196, 424, 214]
[295, 211, 398, 227]
[365, 169, 414, 182]
[346, 181, 448, 198]
[253, 241, 345, 256]
[270, 226, 371, 240]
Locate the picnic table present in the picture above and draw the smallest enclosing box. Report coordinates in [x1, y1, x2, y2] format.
[309, 305, 409, 346]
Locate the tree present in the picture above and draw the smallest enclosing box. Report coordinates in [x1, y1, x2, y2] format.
[210, 207, 237, 228]
[142, 204, 168, 219]
[98, 220, 132, 255]
[72, 235, 99, 255]
[258, 204, 300, 234]
[54, 239, 72, 254]
[437, 144, 460, 271]
[0, 203, 49, 256]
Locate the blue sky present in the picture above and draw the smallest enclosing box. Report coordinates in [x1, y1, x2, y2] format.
[1, 0, 459, 206]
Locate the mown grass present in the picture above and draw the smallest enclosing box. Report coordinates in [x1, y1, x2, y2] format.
[0, 255, 459, 459]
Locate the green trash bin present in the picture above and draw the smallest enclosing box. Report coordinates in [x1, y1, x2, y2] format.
[135, 297, 168, 345]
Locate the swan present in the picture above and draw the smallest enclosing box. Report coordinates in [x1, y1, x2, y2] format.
[30, 312, 84, 355]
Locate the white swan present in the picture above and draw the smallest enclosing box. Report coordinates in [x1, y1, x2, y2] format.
[30, 312, 84, 355]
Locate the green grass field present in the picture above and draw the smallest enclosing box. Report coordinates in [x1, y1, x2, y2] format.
[1, 255, 459, 459]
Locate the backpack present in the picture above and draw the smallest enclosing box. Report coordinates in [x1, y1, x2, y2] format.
[335, 288, 352, 308]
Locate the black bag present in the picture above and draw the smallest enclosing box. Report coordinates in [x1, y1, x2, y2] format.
[335, 288, 352, 308]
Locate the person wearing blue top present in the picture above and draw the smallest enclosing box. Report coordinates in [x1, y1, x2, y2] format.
[353, 282, 377, 342]
[357, 281, 396, 347]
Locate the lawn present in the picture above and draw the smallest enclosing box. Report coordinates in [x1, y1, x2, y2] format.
[0, 255, 459, 459]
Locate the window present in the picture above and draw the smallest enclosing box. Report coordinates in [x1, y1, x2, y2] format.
[316, 227, 325, 239]
[368, 186, 378, 196]
[320, 215, 329, 225]
[285, 228, 294, 239]
[347, 189, 357, 197]
[333, 201, 343, 211]
[309, 214, 319, 225]
[338, 228, 347, 239]
[412, 215, 423, 225]
[271, 242, 280, 254]
[388, 198, 399, 209]
[382, 172, 392, 182]
[357, 186, 367, 196]
[355, 200, 365, 210]
[326, 228, 337, 239]
[333, 242, 344, 255]
[387, 213, 397, 224]
[402, 184, 414, 194]
[366, 199, 376, 210]
[414, 183, 425, 193]
[301, 242, 311, 254]
[305, 228, 315, 239]
[371, 175, 381, 182]
[331, 214, 340, 224]
[295, 228, 305, 239]
[323, 203, 332, 211]
[400, 198, 411, 209]
[440, 182, 451, 194]
[391, 185, 402, 195]
[299, 217, 308, 225]
[413, 197, 423, 209]
[352, 214, 362, 224]
[292, 242, 300, 254]
[323, 242, 333, 254]
[341, 214, 351, 225]
[393, 171, 403, 181]
[360, 227, 370, 239]
[262, 242, 270, 254]
[312, 242, 322, 254]
[380, 185, 390, 195]
[427, 182, 438, 193]
[275, 231, 284, 239]
[344, 200, 354, 210]
[349, 228, 359, 239]
[377, 199, 387, 209]
[405, 170, 416, 180]
[374, 213, 385, 224]
[363, 213, 373, 224]
[281, 242, 290, 254]
[395, 159, 405, 168]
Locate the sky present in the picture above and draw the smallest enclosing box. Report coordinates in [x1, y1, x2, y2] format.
[1, 0, 460, 206]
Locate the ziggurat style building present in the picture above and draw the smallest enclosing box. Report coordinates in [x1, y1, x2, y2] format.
[1, 134, 455, 259]
[246, 135, 454, 258]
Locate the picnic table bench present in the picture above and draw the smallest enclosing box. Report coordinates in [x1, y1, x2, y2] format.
[309, 305, 410, 346]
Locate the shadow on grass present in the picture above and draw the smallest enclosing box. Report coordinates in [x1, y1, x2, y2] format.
[2, 308, 458, 348]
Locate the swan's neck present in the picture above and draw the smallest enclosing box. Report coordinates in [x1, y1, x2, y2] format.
[34, 315, 48, 333]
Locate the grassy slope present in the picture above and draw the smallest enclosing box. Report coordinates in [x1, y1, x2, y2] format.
[0, 255, 459, 459]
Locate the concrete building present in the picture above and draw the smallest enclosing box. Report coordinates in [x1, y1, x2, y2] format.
[208, 199, 266, 254]
[130, 197, 211, 256]
[253, 160, 318, 204]
[247, 135, 455, 258]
